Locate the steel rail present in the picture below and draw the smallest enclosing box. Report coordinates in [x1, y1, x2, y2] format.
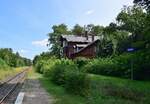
[0, 68, 29, 104]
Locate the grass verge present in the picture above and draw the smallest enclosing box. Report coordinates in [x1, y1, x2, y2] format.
[88, 74, 150, 104]
[0, 67, 25, 81]
[28, 69, 85, 104]
[29, 69, 150, 104]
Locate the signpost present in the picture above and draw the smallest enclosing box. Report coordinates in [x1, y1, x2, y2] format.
[127, 48, 135, 52]
[127, 48, 135, 80]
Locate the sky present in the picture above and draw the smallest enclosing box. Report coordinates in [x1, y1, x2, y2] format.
[0, 0, 133, 59]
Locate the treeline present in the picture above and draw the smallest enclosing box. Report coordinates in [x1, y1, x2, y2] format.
[0, 48, 32, 68]
[47, 4, 150, 58]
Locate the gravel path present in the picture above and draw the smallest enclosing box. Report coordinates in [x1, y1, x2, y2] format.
[21, 79, 53, 104]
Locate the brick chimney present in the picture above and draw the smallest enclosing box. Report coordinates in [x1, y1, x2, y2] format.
[85, 31, 88, 40]
[92, 35, 94, 41]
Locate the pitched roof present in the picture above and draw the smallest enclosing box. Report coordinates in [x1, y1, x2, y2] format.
[72, 39, 100, 55]
[61, 35, 101, 43]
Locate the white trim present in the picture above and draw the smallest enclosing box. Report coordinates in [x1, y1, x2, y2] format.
[15, 92, 25, 104]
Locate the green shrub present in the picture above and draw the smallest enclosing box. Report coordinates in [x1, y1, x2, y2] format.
[85, 58, 119, 77]
[34, 58, 91, 96]
[74, 57, 89, 71]
[35, 60, 46, 74]
[0, 58, 9, 70]
[114, 50, 150, 80]
[65, 71, 90, 96]
[43, 59, 57, 77]
[114, 53, 133, 78]
[85, 50, 150, 80]
[131, 50, 150, 80]
[50, 59, 78, 85]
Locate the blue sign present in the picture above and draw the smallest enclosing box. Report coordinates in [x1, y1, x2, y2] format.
[127, 48, 135, 52]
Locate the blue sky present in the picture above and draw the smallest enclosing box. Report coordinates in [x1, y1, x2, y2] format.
[0, 0, 133, 59]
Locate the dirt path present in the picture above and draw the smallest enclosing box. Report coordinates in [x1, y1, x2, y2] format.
[21, 78, 53, 104]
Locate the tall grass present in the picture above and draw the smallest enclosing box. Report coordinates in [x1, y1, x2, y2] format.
[87, 74, 150, 104]
[0, 58, 24, 80]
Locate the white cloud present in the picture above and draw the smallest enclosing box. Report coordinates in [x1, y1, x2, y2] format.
[19, 49, 28, 53]
[32, 39, 48, 47]
[85, 10, 95, 15]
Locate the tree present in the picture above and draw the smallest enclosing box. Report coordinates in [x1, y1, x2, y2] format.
[116, 5, 147, 35]
[102, 22, 130, 55]
[48, 24, 70, 57]
[116, 5, 148, 49]
[0, 48, 31, 67]
[91, 25, 104, 35]
[72, 24, 84, 35]
[134, 0, 150, 12]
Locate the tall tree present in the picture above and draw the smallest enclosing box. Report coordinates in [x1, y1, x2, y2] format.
[116, 5, 147, 35]
[116, 5, 149, 49]
[0, 48, 31, 67]
[134, 0, 150, 12]
[48, 24, 70, 57]
[72, 24, 84, 35]
[91, 25, 104, 35]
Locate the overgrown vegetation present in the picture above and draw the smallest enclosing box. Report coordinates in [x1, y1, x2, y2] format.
[0, 66, 24, 80]
[87, 74, 150, 104]
[0, 48, 31, 80]
[34, 58, 90, 96]
[35, 69, 150, 104]
[32, 1, 150, 103]
[85, 49, 150, 80]
[0, 48, 32, 67]
[0, 58, 9, 70]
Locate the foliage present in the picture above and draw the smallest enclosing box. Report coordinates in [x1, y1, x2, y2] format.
[50, 59, 78, 85]
[34, 60, 46, 74]
[39, 76, 86, 104]
[72, 24, 84, 35]
[74, 57, 89, 70]
[34, 58, 90, 96]
[134, 0, 150, 12]
[116, 5, 148, 50]
[47, 24, 105, 57]
[39, 70, 150, 104]
[116, 5, 147, 35]
[0, 58, 8, 70]
[48, 24, 71, 57]
[65, 71, 90, 96]
[88, 74, 150, 104]
[33, 52, 53, 65]
[0, 48, 31, 67]
[114, 50, 150, 80]
[85, 58, 118, 77]
[85, 50, 150, 80]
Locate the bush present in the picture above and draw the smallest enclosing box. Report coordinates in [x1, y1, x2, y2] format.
[50, 59, 78, 85]
[131, 50, 150, 80]
[43, 59, 58, 77]
[114, 50, 150, 80]
[85, 50, 150, 80]
[0, 58, 9, 70]
[85, 58, 119, 77]
[65, 71, 90, 96]
[34, 60, 46, 74]
[34, 58, 91, 96]
[74, 57, 89, 71]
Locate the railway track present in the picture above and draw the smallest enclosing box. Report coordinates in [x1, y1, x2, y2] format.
[0, 68, 29, 104]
